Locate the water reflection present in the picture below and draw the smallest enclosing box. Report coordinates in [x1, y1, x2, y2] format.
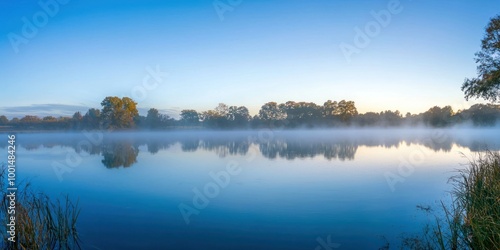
[101, 141, 139, 168]
[2, 129, 499, 168]
[259, 139, 357, 161]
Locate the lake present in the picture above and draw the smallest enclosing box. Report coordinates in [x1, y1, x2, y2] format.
[2, 129, 499, 249]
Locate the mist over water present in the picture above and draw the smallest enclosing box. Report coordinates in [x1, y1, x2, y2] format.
[2, 129, 499, 168]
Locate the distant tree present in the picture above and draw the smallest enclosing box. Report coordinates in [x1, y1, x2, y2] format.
[180, 110, 200, 125]
[146, 108, 162, 129]
[355, 112, 380, 126]
[380, 110, 402, 126]
[83, 108, 101, 129]
[322, 100, 338, 118]
[100, 96, 138, 129]
[72, 112, 82, 121]
[458, 104, 500, 126]
[462, 15, 500, 102]
[423, 106, 454, 127]
[17, 115, 41, 129]
[227, 106, 250, 127]
[200, 110, 222, 128]
[259, 102, 287, 121]
[0, 116, 9, 125]
[20, 115, 41, 123]
[336, 100, 358, 123]
[201, 103, 231, 128]
[58, 117, 72, 129]
[283, 101, 321, 127]
[215, 103, 229, 117]
[161, 115, 175, 127]
[10, 118, 19, 124]
[71, 112, 83, 129]
[144, 108, 173, 129]
[42, 116, 57, 122]
[40, 116, 58, 129]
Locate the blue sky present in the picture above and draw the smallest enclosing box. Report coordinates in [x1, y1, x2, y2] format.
[1, 0, 499, 118]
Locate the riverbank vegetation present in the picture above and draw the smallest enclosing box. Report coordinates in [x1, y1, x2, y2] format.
[403, 151, 500, 250]
[0, 165, 81, 250]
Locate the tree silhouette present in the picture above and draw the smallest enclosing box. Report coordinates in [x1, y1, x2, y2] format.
[259, 102, 287, 121]
[146, 108, 162, 129]
[462, 15, 500, 102]
[83, 108, 101, 129]
[180, 110, 200, 126]
[0, 116, 8, 125]
[336, 100, 358, 123]
[423, 106, 454, 127]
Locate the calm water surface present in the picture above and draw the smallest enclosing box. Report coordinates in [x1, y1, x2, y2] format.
[2, 129, 499, 249]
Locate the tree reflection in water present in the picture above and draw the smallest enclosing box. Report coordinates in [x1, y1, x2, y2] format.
[3, 130, 499, 168]
[101, 141, 139, 168]
[259, 139, 357, 161]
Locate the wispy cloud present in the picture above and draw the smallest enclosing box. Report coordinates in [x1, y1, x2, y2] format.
[137, 107, 181, 119]
[0, 104, 182, 119]
[0, 104, 91, 119]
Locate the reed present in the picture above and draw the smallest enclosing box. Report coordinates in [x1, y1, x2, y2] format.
[0, 165, 81, 250]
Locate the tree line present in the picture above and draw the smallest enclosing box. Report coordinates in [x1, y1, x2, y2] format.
[1, 96, 500, 131]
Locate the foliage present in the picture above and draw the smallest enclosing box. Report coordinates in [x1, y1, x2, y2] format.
[100, 96, 139, 129]
[82, 108, 101, 129]
[423, 106, 454, 127]
[336, 100, 358, 123]
[0, 116, 8, 125]
[180, 110, 200, 126]
[458, 104, 500, 126]
[462, 15, 500, 102]
[145, 108, 173, 129]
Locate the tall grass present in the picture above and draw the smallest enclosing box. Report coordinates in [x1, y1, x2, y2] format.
[452, 151, 500, 249]
[403, 151, 500, 250]
[0, 165, 81, 250]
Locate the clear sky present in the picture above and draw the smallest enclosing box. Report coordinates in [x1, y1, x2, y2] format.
[1, 0, 499, 118]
